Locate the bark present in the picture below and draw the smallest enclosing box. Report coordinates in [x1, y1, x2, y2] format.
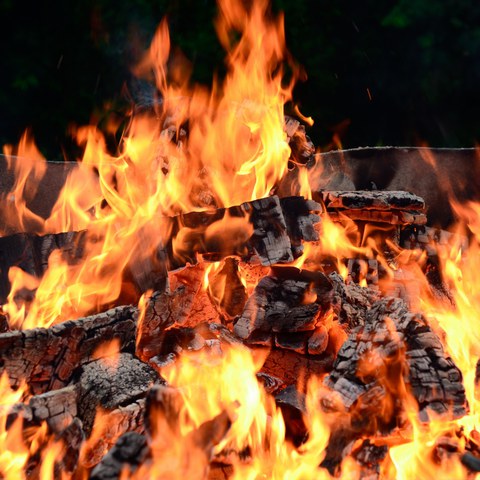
[0, 305, 137, 394]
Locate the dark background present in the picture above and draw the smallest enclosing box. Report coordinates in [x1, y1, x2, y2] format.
[1, 0, 480, 160]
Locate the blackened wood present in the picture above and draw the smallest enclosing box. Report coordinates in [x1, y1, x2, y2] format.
[287, 123, 315, 167]
[27, 385, 77, 432]
[329, 272, 380, 329]
[321, 190, 426, 211]
[57, 418, 85, 474]
[256, 372, 284, 395]
[76, 353, 159, 436]
[81, 398, 149, 468]
[275, 385, 307, 447]
[280, 197, 321, 257]
[146, 322, 243, 372]
[145, 385, 184, 438]
[164, 195, 294, 269]
[325, 297, 468, 425]
[0, 305, 137, 394]
[89, 432, 149, 480]
[136, 266, 203, 360]
[234, 267, 333, 342]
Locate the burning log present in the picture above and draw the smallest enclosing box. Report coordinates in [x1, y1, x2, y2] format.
[0, 195, 322, 304]
[146, 322, 243, 372]
[234, 267, 333, 350]
[325, 297, 468, 424]
[0, 305, 137, 393]
[321, 190, 427, 226]
[76, 353, 160, 435]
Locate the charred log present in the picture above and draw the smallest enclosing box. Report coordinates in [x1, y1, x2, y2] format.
[76, 353, 160, 435]
[325, 297, 468, 427]
[0, 305, 137, 393]
[321, 190, 425, 211]
[0, 195, 322, 304]
[234, 267, 333, 343]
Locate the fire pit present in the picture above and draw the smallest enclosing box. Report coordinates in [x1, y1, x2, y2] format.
[1, 1, 480, 479]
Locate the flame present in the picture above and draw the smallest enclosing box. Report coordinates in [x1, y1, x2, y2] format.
[0, 373, 63, 480]
[1, 130, 46, 235]
[140, 345, 334, 479]
[1, 0, 302, 330]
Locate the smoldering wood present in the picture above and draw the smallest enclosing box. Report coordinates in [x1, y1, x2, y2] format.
[76, 353, 160, 435]
[27, 385, 77, 432]
[286, 123, 315, 167]
[256, 372, 284, 395]
[280, 197, 321, 257]
[0, 305, 137, 394]
[136, 266, 204, 360]
[89, 432, 149, 480]
[321, 190, 426, 212]
[234, 267, 333, 342]
[82, 398, 149, 468]
[329, 272, 381, 329]
[351, 439, 388, 479]
[275, 385, 308, 446]
[163, 195, 298, 269]
[56, 418, 85, 474]
[325, 297, 468, 426]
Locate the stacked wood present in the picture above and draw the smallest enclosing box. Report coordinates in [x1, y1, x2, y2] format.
[324, 297, 468, 425]
[0, 195, 322, 304]
[321, 190, 427, 226]
[0, 305, 137, 393]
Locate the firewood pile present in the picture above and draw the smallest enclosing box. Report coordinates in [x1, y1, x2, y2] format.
[0, 117, 478, 479]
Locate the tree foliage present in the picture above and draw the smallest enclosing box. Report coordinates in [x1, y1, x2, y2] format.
[1, 0, 479, 158]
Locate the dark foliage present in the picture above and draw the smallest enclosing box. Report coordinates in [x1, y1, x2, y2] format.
[1, 0, 479, 159]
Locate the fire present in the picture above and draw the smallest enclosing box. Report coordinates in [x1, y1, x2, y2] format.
[3, 0, 480, 478]
[2, 0, 300, 330]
